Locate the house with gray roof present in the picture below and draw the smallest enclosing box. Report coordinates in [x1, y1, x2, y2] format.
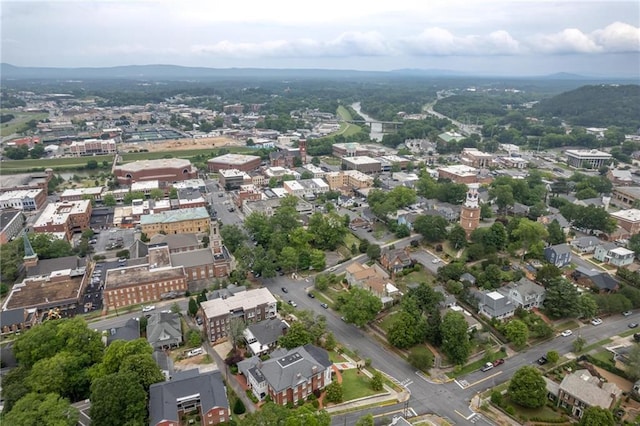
[0, 307, 37, 335]
[105, 318, 140, 345]
[238, 344, 332, 405]
[544, 243, 572, 268]
[149, 233, 201, 253]
[502, 278, 545, 310]
[572, 267, 620, 293]
[475, 290, 516, 320]
[152, 350, 174, 381]
[147, 312, 183, 350]
[149, 369, 229, 426]
[570, 236, 602, 253]
[546, 369, 622, 419]
[593, 243, 635, 267]
[243, 318, 290, 356]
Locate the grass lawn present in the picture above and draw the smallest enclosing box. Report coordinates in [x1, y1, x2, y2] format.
[619, 328, 639, 338]
[340, 369, 385, 401]
[394, 268, 435, 290]
[581, 338, 613, 353]
[555, 320, 580, 331]
[0, 112, 49, 137]
[506, 399, 567, 423]
[0, 154, 114, 173]
[336, 105, 353, 121]
[378, 308, 400, 333]
[321, 156, 342, 166]
[328, 351, 347, 364]
[447, 349, 507, 379]
[591, 349, 614, 366]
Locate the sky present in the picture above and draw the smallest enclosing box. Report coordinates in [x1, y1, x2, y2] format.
[1, 0, 639, 77]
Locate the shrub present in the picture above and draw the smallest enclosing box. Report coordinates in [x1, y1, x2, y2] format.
[325, 382, 343, 403]
[490, 391, 503, 407]
[233, 398, 245, 415]
[505, 406, 516, 416]
[245, 390, 258, 403]
[225, 354, 243, 366]
[312, 400, 319, 409]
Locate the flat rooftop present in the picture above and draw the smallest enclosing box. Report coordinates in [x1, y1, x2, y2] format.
[611, 209, 640, 222]
[0, 188, 43, 200]
[105, 265, 185, 290]
[201, 288, 276, 319]
[343, 156, 381, 165]
[4, 275, 83, 310]
[116, 158, 192, 172]
[140, 207, 209, 225]
[209, 153, 261, 164]
[60, 187, 103, 197]
[34, 200, 91, 227]
[565, 149, 612, 158]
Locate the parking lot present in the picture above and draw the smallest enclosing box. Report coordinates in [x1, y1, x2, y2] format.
[92, 228, 137, 254]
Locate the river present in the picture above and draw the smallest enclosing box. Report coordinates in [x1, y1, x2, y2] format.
[350, 102, 384, 142]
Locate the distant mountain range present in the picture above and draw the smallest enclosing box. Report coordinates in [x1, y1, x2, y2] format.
[0, 63, 611, 81]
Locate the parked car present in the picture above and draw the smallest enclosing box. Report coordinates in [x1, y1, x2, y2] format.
[591, 318, 603, 326]
[492, 358, 505, 367]
[561, 330, 573, 337]
[481, 362, 494, 372]
[288, 300, 297, 308]
[629, 323, 639, 329]
[281, 287, 288, 293]
[634, 333, 640, 342]
[142, 305, 155, 312]
[307, 292, 315, 298]
[186, 348, 203, 357]
[623, 311, 633, 317]
[537, 355, 548, 365]
[196, 317, 203, 325]
[320, 303, 328, 309]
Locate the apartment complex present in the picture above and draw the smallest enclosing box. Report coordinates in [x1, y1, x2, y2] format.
[140, 207, 210, 238]
[33, 200, 92, 241]
[67, 138, 117, 156]
[200, 288, 277, 342]
[324, 170, 373, 192]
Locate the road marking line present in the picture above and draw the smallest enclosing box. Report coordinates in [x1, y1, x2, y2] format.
[455, 410, 480, 421]
[467, 371, 503, 388]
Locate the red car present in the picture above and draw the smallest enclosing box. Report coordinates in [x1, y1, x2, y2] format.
[493, 358, 505, 367]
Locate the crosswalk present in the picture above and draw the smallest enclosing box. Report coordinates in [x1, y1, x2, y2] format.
[469, 413, 483, 423]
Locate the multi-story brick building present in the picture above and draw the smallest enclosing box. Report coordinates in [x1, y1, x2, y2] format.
[438, 165, 479, 184]
[0, 188, 47, 211]
[207, 153, 261, 173]
[324, 170, 373, 192]
[610, 209, 640, 235]
[140, 207, 210, 238]
[238, 344, 333, 405]
[461, 148, 493, 168]
[32, 200, 92, 241]
[612, 187, 640, 209]
[341, 156, 382, 174]
[67, 138, 117, 156]
[200, 288, 277, 342]
[113, 158, 198, 185]
[218, 169, 251, 190]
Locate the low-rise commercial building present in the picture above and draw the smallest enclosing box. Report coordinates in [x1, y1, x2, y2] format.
[218, 169, 251, 190]
[0, 210, 25, 244]
[67, 138, 117, 156]
[0, 188, 47, 211]
[612, 187, 640, 209]
[341, 156, 382, 174]
[208, 153, 261, 173]
[60, 187, 104, 202]
[437, 165, 479, 184]
[461, 148, 493, 168]
[113, 158, 198, 185]
[611, 209, 640, 234]
[565, 149, 612, 169]
[33, 200, 92, 241]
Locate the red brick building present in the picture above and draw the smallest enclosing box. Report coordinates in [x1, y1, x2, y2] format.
[207, 154, 261, 173]
[32, 200, 92, 241]
[113, 158, 197, 185]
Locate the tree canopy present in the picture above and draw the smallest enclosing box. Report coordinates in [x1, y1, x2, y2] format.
[508, 366, 547, 408]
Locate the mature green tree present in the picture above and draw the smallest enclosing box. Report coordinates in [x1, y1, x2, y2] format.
[440, 311, 471, 365]
[188, 297, 199, 317]
[546, 219, 566, 245]
[324, 381, 343, 403]
[1, 366, 31, 413]
[228, 318, 247, 353]
[625, 344, 640, 380]
[578, 293, 599, 319]
[546, 350, 560, 364]
[408, 347, 434, 373]
[295, 310, 327, 345]
[508, 366, 547, 408]
[483, 222, 508, 252]
[119, 354, 165, 391]
[279, 246, 299, 272]
[91, 338, 152, 378]
[102, 193, 117, 207]
[544, 279, 581, 319]
[309, 248, 326, 271]
[407, 283, 444, 314]
[279, 321, 313, 349]
[388, 309, 426, 349]
[220, 224, 247, 254]
[578, 406, 615, 426]
[505, 319, 529, 347]
[413, 215, 448, 243]
[573, 336, 587, 353]
[28, 351, 91, 401]
[480, 202, 493, 219]
[511, 219, 548, 258]
[366, 243, 381, 260]
[149, 188, 165, 200]
[307, 212, 346, 250]
[535, 264, 562, 287]
[629, 234, 640, 259]
[355, 414, 375, 426]
[370, 371, 384, 391]
[90, 371, 148, 426]
[448, 224, 467, 250]
[342, 287, 383, 327]
[4, 392, 78, 426]
[490, 184, 514, 214]
[123, 191, 145, 205]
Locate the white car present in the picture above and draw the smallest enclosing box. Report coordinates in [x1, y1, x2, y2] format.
[431, 258, 440, 264]
[142, 305, 156, 312]
[561, 330, 573, 337]
[591, 318, 603, 326]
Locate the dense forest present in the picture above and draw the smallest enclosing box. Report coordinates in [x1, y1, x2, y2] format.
[535, 84, 640, 130]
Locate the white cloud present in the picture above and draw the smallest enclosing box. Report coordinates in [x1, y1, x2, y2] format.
[528, 28, 603, 54]
[592, 21, 640, 53]
[396, 27, 522, 56]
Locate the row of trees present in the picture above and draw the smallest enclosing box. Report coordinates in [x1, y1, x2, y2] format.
[4, 318, 164, 425]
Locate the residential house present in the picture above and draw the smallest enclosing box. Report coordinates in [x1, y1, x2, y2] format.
[594, 243, 635, 267]
[502, 278, 546, 310]
[244, 318, 290, 357]
[149, 369, 230, 426]
[544, 244, 572, 268]
[147, 312, 183, 350]
[570, 236, 603, 254]
[537, 213, 571, 234]
[572, 267, 620, 293]
[460, 273, 477, 286]
[105, 318, 141, 345]
[238, 344, 332, 405]
[152, 350, 174, 381]
[380, 247, 414, 276]
[546, 369, 622, 419]
[396, 212, 419, 230]
[349, 216, 371, 230]
[475, 290, 516, 320]
[345, 262, 399, 304]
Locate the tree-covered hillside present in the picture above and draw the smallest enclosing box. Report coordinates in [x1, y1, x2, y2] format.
[535, 84, 640, 129]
